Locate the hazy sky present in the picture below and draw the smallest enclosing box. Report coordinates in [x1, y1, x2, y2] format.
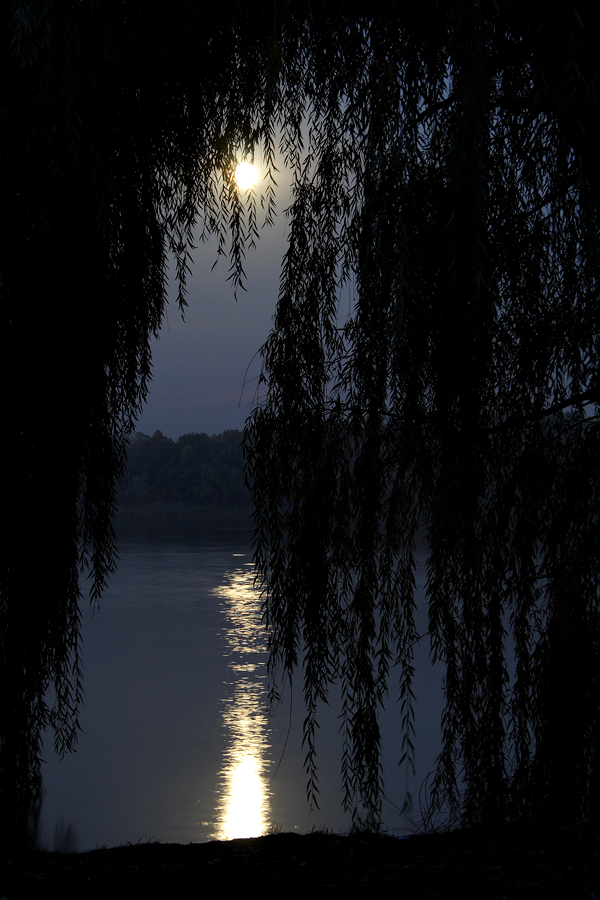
[136, 185, 288, 440]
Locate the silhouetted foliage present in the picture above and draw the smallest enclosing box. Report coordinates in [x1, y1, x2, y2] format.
[244, 3, 600, 829]
[2, 0, 599, 846]
[119, 430, 249, 510]
[1, 0, 275, 846]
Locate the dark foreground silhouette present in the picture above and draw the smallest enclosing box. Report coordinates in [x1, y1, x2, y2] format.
[2, 823, 599, 898]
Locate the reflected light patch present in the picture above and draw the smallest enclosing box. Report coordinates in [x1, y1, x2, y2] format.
[222, 755, 266, 840]
[210, 564, 272, 840]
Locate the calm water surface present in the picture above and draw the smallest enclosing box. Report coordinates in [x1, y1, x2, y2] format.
[40, 523, 443, 851]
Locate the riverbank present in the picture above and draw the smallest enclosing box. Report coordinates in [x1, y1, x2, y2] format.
[116, 505, 252, 530]
[2, 823, 599, 899]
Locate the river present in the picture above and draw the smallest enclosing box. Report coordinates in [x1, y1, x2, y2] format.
[39, 521, 443, 851]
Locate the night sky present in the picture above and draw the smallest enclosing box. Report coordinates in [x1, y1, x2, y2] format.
[136, 170, 289, 440]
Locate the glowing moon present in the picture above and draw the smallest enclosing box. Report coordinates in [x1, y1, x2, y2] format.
[235, 162, 258, 191]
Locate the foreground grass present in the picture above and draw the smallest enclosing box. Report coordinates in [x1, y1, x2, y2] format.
[2, 822, 599, 899]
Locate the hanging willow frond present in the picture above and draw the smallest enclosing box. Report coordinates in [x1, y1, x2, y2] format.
[245, 1, 600, 828]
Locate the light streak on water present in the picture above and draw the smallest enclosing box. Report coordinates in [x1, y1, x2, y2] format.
[212, 561, 272, 839]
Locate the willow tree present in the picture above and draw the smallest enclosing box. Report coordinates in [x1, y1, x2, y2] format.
[245, 2, 600, 828]
[2, 0, 599, 847]
[1, 0, 279, 846]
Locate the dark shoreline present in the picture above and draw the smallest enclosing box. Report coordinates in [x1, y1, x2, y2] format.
[116, 505, 253, 531]
[2, 823, 599, 899]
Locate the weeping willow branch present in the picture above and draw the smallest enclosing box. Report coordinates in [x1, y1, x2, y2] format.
[245, 1, 600, 829]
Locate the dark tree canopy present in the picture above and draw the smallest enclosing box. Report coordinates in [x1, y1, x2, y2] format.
[245, 3, 600, 828]
[119, 429, 250, 511]
[2, 0, 599, 844]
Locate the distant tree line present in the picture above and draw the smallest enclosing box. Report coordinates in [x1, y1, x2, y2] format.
[118, 429, 250, 514]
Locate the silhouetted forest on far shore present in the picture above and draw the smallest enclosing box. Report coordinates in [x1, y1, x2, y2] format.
[117, 429, 251, 525]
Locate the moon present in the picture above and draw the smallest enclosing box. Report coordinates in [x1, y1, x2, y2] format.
[234, 162, 258, 191]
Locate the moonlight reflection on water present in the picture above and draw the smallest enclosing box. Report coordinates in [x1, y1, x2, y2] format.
[212, 561, 272, 839]
[39, 535, 441, 849]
